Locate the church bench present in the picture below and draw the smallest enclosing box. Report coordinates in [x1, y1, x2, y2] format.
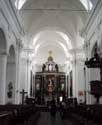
[66, 105, 96, 124]
[0, 111, 13, 125]
[68, 104, 102, 125]
[25, 110, 40, 125]
[0, 105, 40, 125]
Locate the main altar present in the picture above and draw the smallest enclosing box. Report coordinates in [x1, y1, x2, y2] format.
[35, 51, 66, 103]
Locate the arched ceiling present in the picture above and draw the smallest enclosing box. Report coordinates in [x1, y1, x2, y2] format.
[33, 30, 72, 49]
[30, 30, 72, 64]
[34, 44, 67, 65]
[16, 0, 88, 34]
[11, 0, 99, 65]
[12, 0, 99, 37]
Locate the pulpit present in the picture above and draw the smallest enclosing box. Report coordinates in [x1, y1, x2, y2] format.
[85, 44, 102, 104]
[90, 80, 102, 103]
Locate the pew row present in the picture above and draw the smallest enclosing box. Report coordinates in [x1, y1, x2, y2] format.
[0, 104, 40, 125]
[66, 104, 102, 125]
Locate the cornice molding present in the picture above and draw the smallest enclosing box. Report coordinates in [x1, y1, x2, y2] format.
[0, 0, 25, 37]
[82, 0, 102, 37]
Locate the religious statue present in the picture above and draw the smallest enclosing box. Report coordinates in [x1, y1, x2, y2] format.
[47, 79, 54, 93]
[61, 83, 64, 91]
[7, 82, 13, 98]
[36, 83, 40, 90]
[48, 50, 53, 62]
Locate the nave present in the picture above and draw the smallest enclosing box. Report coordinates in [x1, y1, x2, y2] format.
[36, 112, 74, 125]
[1, 0, 102, 125]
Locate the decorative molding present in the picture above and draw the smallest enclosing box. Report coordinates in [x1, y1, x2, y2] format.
[0, 52, 7, 56]
[0, 3, 19, 41]
[81, 1, 102, 38]
[0, 0, 25, 42]
[4, 0, 25, 35]
[84, 0, 102, 33]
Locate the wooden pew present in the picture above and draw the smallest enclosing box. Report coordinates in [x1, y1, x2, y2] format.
[0, 104, 40, 125]
[67, 104, 102, 125]
[0, 111, 12, 125]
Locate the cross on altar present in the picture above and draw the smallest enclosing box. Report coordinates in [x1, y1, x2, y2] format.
[20, 89, 27, 105]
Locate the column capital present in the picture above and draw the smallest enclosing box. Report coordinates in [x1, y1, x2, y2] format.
[0, 52, 7, 56]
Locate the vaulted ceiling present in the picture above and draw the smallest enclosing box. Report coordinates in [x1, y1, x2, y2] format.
[11, 0, 99, 65]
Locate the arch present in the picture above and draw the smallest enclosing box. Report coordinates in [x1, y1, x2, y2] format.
[35, 40, 70, 58]
[34, 43, 68, 65]
[32, 29, 72, 58]
[32, 26, 74, 47]
[0, 28, 7, 54]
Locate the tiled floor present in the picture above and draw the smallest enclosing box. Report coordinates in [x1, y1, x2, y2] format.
[36, 112, 74, 125]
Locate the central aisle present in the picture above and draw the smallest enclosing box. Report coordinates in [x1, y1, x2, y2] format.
[36, 112, 74, 125]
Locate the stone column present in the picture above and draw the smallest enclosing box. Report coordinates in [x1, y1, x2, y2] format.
[15, 40, 23, 104]
[68, 73, 70, 97]
[65, 74, 67, 97]
[33, 72, 35, 97]
[0, 53, 7, 104]
[72, 59, 77, 98]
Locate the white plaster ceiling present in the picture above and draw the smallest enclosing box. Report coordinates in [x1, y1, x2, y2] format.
[34, 44, 67, 65]
[13, 0, 99, 65]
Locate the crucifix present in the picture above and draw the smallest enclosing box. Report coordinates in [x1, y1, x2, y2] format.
[20, 89, 27, 105]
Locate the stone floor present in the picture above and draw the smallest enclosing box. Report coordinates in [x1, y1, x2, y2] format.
[36, 112, 74, 125]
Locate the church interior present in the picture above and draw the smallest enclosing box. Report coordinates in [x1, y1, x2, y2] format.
[0, 0, 102, 125]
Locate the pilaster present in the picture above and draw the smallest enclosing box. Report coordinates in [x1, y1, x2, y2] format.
[0, 53, 7, 104]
